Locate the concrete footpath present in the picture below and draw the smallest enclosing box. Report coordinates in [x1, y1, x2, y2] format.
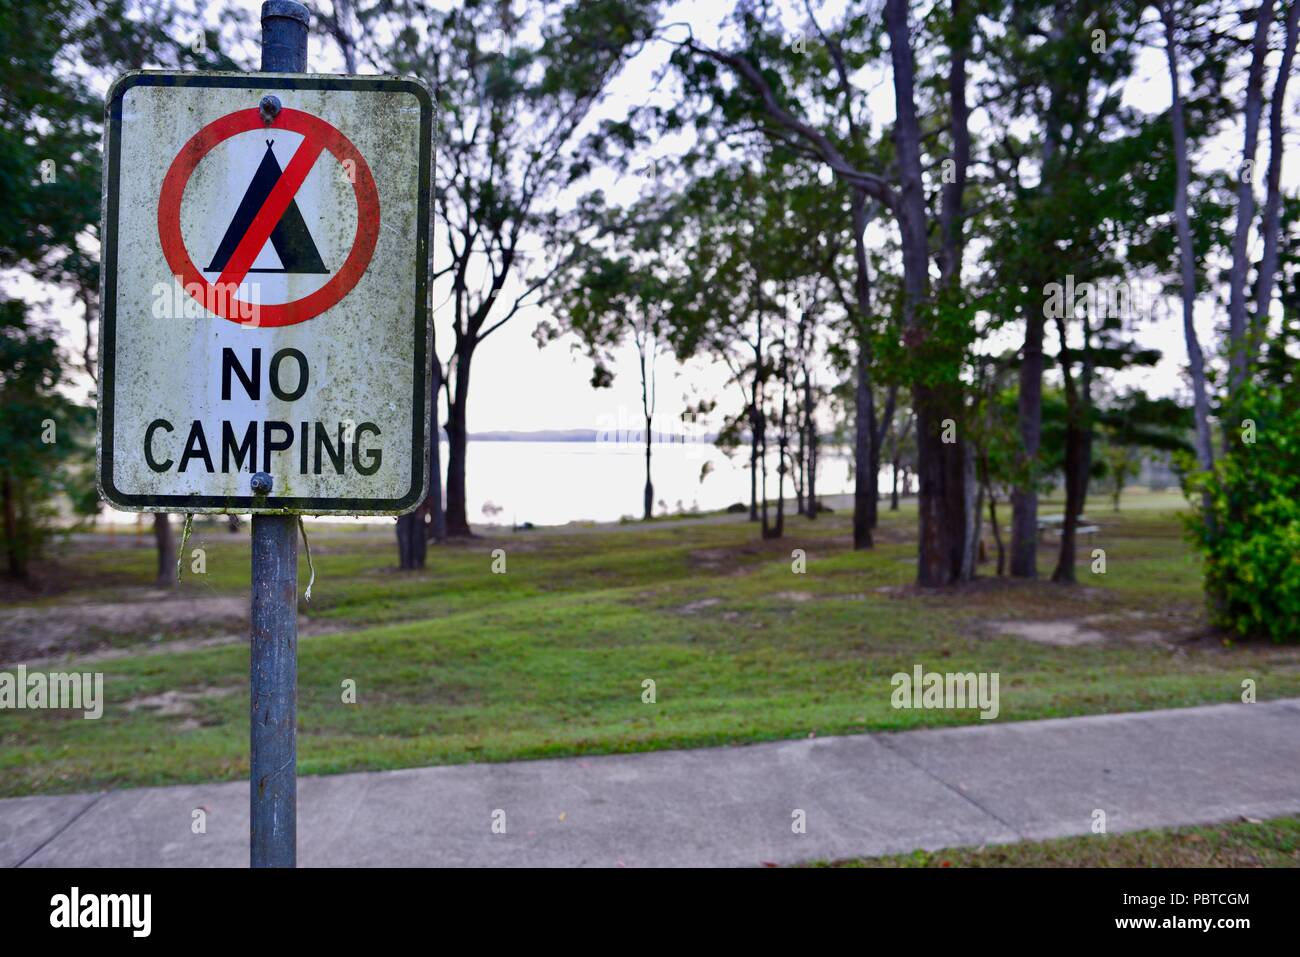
[4, 698, 1300, 867]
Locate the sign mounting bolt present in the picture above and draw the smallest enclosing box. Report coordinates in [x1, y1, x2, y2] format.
[251, 472, 273, 495]
[259, 95, 281, 124]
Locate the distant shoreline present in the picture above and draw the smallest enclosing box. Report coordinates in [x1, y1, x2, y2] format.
[461, 429, 847, 444]
[466, 429, 718, 443]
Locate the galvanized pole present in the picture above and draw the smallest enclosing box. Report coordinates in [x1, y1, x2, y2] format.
[250, 0, 309, 869]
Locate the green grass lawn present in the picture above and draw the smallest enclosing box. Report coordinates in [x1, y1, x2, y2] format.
[822, 817, 1300, 867]
[4, 489, 1300, 797]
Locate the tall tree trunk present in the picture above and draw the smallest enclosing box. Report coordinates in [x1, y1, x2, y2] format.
[937, 0, 971, 291]
[3, 473, 25, 579]
[1009, 309, 1043, 578]
[1080, 323, 1096, 514]
[795, 370, 809, 518]
[396, 511, 426, 570]
[888, 411, 911, 512]
[1010, 36, 1069, 580]
[944, 0, 975, 579]
[1252, 0, 1300, 356]
[400, 355, 442, 567]
[748, 405, 759, 522]
[1051, 314, 1091, 584]
[885, 0, 967, 586]
[960, 441, 979, 580]
[1054, 429, 1084, 584]
[988, 491, 1004, 576]
[444, 348, 474, 537]
[1226, 0, 1275, 396]
[1160, 0, 1215, 491]
[871, 385, 898, 530]
[154, 513, 175, 588]
[794, 402, 806, 517]
[853, 330, 875, 549]
[427, 357, 446, 542]
[638, 336, 656, 521]
[771, 365, 788, 539]
[643, 413, 654, 521]
[805, 374, 818, 518]
[759, 411, 770, 535]
[850, 191, 876, 549]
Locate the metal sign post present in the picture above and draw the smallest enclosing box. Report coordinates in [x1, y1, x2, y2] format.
[96, 0, 431, 868]
[250, 0, 308, 871]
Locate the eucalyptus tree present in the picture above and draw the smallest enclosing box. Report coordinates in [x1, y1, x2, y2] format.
[317, 0, 660, 547]
[668, 162, 780, 525]
[1224, 0, 1300, 398]
[979, 0, 1155, 580]
[1154, 0, 1220, 500]
[672, 0, 978, 582]
[666, 138, 849, 537]
[539, 198, 683, 520]
[1151, 0, 1299, 571]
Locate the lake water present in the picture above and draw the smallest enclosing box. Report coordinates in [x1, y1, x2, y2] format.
[459, 440, 857, 526]
[94, 439, 863, 527]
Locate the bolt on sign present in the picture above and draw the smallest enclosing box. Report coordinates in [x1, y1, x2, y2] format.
[98, 72, 432, 514]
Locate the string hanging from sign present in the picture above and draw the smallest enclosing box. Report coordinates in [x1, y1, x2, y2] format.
[176, 513, 195, 582]
[298, 515, 316, 602]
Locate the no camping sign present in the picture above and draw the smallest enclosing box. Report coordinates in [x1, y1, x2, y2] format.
[98, 72, 432, 514]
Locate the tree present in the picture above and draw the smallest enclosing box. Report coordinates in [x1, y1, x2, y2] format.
[320, 0, 659, 543]
[541, 199, 681, 520]
[1095, 389, 1192, 512]
[1, 0, 226, 582]
[885, 401, 916, 512]
[1156, 0, 1213, 481]
[978, 0, 1137, 579]
[664, 144, 846, 538]
[967, 353, 1020, 576]
[0, 303, 93, 579]
[1225, 0, 1277, 397]
[673, 0, 976, 579]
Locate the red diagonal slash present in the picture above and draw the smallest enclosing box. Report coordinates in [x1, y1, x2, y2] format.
[215, 134, 327, 289]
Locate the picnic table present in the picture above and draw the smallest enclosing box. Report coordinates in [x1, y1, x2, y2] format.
[1037, 514, 1100, 541]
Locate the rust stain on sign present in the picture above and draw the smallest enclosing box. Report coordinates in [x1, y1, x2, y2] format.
[98, 72, 432, 516]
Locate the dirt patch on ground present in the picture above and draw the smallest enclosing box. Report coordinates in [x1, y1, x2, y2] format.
[5, 608, 347, 668]
[0, 557, 144, 604]
[125, 685, 240, 729]
[679, 598, 722, 614]
[0, 592, 249, 665]
[985, 611, 1190, 647]
[1, 591, 345, 666]
[989, 620, 1107, 646]
[688, 547, 743, 573]
[687, 540, 798, 577]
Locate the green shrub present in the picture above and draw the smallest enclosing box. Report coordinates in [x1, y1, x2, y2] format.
[1186, 385, 1300, 643]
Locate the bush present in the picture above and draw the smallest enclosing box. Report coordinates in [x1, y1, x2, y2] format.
[1186, 385, 1300, 643]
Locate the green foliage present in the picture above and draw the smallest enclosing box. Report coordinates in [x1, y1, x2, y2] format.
[1186, 384, 1300, 642]
[0, 301, 96, 577]
[0, 0, 240, 287]
[0, 0, 99, 281]
[541, 196, 682, 390]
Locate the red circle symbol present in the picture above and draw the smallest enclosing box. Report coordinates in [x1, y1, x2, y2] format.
[158, 107, 380, 327]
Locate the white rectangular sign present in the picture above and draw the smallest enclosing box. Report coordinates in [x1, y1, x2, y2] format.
[98, 72, 431, 514]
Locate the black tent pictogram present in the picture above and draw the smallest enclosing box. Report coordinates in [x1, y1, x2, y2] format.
[205, 140, 329, 274]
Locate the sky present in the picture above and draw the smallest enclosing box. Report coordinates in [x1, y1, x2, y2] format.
[20, 0, 1300, 437]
